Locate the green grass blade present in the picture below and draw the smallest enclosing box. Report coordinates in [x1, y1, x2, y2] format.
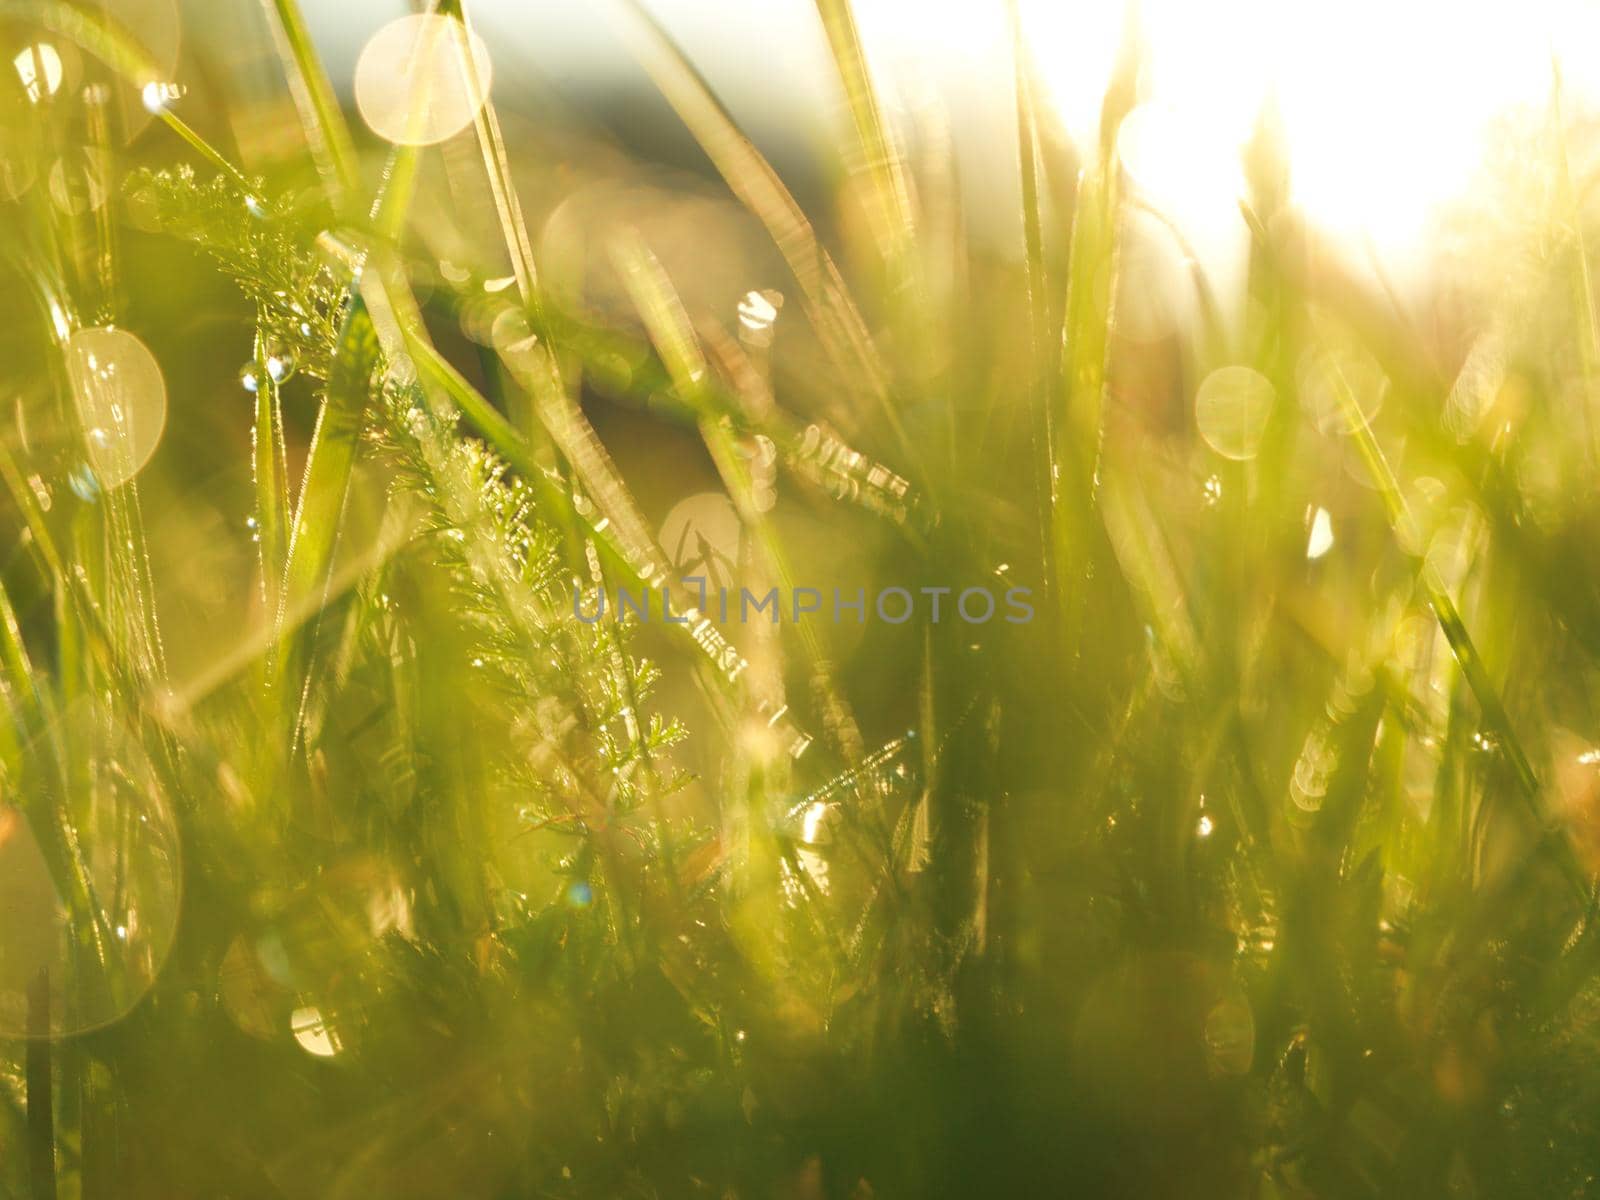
[251, 323, 290, 626]
[1324, 346, 1585, 893]
[810, 0, 915, 263]
[261, 0, 361, 202]
[610, 0, 903, 444]
[274, 297, 380, 722]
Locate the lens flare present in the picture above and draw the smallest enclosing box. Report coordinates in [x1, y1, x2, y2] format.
[66, 327, 169, 489]
[354, 13, 493, 147]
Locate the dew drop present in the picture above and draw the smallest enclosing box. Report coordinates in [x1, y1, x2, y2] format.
[315, 230, 368, 282]
[264, 342, 297, 384]
[490, 307, 537, 363]
[383, 354, 418, 392]
[67, 462, 100, 503]
[238, 362, 261, 394]
[1196, 365, 1275, 461]
[139, 80, 183, 113]
[737, 289, 783, 347]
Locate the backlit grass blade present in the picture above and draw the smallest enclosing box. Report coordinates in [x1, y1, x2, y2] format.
[275, 296, 380, 735]
[1007, 0, 1058, 596]
[261, 0, 360, 203]
[446, 0, 541, 317]
[810, 0, 916, 267]
[1054, 161, 1121, 660]
[611, 231, 836, 755]
[1323, 346, 1586, 894]
[251, 322, 290, 628]
[609, 0, 898, 434]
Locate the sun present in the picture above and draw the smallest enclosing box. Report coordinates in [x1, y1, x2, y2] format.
[1010, 0, 1588, 279]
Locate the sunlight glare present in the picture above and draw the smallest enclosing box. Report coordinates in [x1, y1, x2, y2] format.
[13, 44, 63, 103]
[355, 13, 493, 147]
[1011, 0, 1587, 274]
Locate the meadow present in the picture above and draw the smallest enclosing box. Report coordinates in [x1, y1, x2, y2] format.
[2, 1, 1600, 1196]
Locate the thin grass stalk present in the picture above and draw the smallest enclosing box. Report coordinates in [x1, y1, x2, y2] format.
[252, 322, 290, 627]
[810, 0, 916, 265]
[275, 298, 379, 749]
[261, 0, 360, 203]
[610, 0, 908, 455]
[611, 233, 843, 751]
[1326, 351, 1586, 895]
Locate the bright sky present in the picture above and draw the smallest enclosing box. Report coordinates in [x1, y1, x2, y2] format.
[310, 0, 1600, 296]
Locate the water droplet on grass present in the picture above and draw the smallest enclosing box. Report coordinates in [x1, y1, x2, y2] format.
[264, 342, 297, 384]
[490, 307, 537, 364]
[238, 362, 261, 394]
[67, 462, 99, 502]
[384, 354, 418, 391]
[737, 289, 783, 347]
[139, 80, 183, 113]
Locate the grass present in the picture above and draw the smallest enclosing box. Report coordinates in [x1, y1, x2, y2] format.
[1, 1, 1599, 1197]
